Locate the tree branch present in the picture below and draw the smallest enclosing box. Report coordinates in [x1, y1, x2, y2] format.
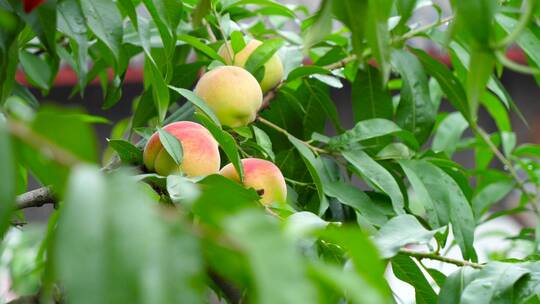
[400, 248, 484, 269]
[16, 187, 55, 210]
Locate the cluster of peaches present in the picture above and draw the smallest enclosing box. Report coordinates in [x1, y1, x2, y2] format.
[143, 39, 287, 206]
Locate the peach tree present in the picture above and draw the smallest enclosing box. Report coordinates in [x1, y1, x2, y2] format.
[1, 0, 540, 303]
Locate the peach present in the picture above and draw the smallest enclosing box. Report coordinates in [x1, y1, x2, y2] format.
[143, 121, 220, 177]
[220, 158, 287, 206]
[218, 39, 284, 93]
[194, 66, 262, 128]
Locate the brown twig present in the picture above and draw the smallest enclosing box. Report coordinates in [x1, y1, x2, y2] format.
[400, 248, 484, 269]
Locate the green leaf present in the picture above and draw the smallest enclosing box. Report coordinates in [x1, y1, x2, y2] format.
[375, 214, 439, 258]
[461, 262, 530, 304]
[224, 0, 296, 17]
[16, 0, 58, 78]
[438, 267, 480, 304]
[108, 139, 143, 165]
[169, 86, 221, 127]
[332, 0, 368, 58]
[514, 263, 540, 304]
[444, 39, 520, 118]
[101, 74, 123, 110]
[466, 50, 495, 119]
[197, 113, 244, 181]
[328, 118, 419, 150]
[496, 14, 540, 69]
[230, 30, 246, 53]
[377, 143, 414, 160]
[366, 0, 393, 82]
[116, 0, 138, 28]
[307, 261, 388, 304]
[514, 144, 540, 159]
[0, 35, 20, 105]
[395, 0, 418, 27]
[318, 226, 392, 301]
[137, 16, 156, 61]
[312, 74, 343, 88]
[352, 66, 393, 122]
[57, 0, 88, 90]
[252, 125, 275, 161]
[399, 159, 477, 260]
[245, 38, 284, 75]
[426, 267, 447, 288]
[158, 128, 183, 166]
[293, 79, 335, 137]
[143, 0, 183, 55]
[391, 254, 438, 304]
[132, 91, 157, 128]
[18, 50, 51, 90]
[0, 116, 15, 239]
[392, 49, 436, 144]
[191, 0, 211, 28]
[170, 62, 207, 92]
[166, 175, 200, 204]
[432, 112, 469, 157]
[80, 0, 123, 65]
[32, 106, 98, 163]
[56, 167, 204, 303]
[303, 0, 333, 50]
[342, 150, 405, 215]
[177, 34, 222, 61]
[286, 66, 331, 82]
[12, 83, 38, 108]
[410, 48, 471, 122]
[288, 135, 328, 215]
[302, 79, 343, 133]
[224, 210, 318, 304]
[284, 211, 329, 239]
[453, 0, 497, 46]
[324, 182, 388, 227]
[472, 179, 515, 218]
[481, 92, 511, 133]
[192, 175, 260, 226]
[146, 55, 169, 122]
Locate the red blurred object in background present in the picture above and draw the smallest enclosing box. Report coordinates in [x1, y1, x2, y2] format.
[23, 0, 45, 13]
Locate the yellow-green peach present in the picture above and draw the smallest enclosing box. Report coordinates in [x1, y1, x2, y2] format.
[143, 121, 220, 177]
[194, 65, 262, 128]
[219, 158, 287, 205]
[218, 39, 284, 93]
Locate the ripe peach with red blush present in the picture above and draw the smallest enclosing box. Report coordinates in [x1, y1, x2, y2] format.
[220, 158, 287, 205]
[143, 121, 220, 177]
